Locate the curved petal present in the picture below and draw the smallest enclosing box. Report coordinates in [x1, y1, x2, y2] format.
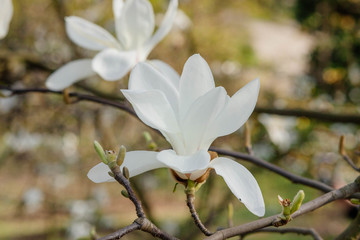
[147, 60, 180, 90]
[88, 151, 165, 183]
[143, 0, 178, 56]
[179, 54, 215, 119]
[46, 59, 95, 90]
[113, 0, 124, 20]
[0, 0, 13, 39]
[65, 16, 120, 51]
[209, 157, 265, 217]
[92, 48, 137, 81]
[206, 78, 260, 139]
[87, 162, 115, 183]
[128, 62, 179, 111]
[157, 149, 210, 174]
[121, 89, 179, 133]
[121, 151, 166, 177]
[116, 0, 155, 50]
[181, 87, 228, 154]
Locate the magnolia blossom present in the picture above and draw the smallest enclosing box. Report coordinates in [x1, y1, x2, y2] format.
[46, 0, 178, 91]
[0, 0, 13, 39]
[88, 54, 265, 216]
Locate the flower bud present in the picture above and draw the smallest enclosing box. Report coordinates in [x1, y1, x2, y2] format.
[290, 190, 305, 214]
[121, 190, 129, 198]
[94, 141, 107, 164]
[116, 145, 126, 166]
[122, 166, 130, 179]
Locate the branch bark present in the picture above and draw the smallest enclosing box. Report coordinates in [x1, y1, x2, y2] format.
[242, 227, 323, 240]
[204, 177, 360, 240]
[255, 107, 360, 124]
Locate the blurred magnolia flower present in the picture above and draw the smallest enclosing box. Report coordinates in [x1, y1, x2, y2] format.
[258, 114, 297, 152]
[46, 0, 178, 90]
[0, 0, 13, 39]
[88, 54, 265, 216]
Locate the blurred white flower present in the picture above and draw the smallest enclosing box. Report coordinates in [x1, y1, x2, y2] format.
[22, 188, 44, 214]
[46, 0, 178, 90]
[0, 0, 13, 39]
[88, 54, 265, 216]
[258, 114, 297, 152]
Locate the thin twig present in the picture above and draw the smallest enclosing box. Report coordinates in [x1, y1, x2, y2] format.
[97, 222, 141, 240]
[186, 192, 213, 236]
[242, 227, 323, 240]
[255, 107, 360, 124]
[98, 164, 179, 240]
[204, 176, 360, 240]
[339, 135, 360, 172]
[111, 166, 145, 218]
[244, 121, 253, 155]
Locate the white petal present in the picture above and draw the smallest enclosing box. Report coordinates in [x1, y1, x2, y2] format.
[87, 151, 165, 183]
[121, 151, 166, 177]
[121, 89, 179, 133]
[147, 60, 180, 90]
[87, 162, 115, 183]
[128, 62, 179, 111]
[209, 157, 265, 217]
[65, 16, 120, 51]
[207, 78, 260, 139]
[143, 0, 178, 56]
[181, 87, 228, 154]
[116, 0, 155, 50]
[179, 54, 215, 119]
[157, 149, 210, 174]
[0, 0, 13, 39]
[92, 48, 137, 81]
[46, 59, 95, 90]
[113, 0, 124, 20]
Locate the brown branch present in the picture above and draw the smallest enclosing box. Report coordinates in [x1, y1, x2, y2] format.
[204, 177, 360, 240]
[210, 147, 334, 193]
[242, 227, 323, 240]
[186, 192, 213, 236]
[339, 135, 360, 172]
[255, 107, 360, 124]
[95, 164, 178, 240]
[97, 222, 141, 240]
[110, 165, 145, 218]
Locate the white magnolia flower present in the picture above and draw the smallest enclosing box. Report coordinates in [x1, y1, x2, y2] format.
[46, 0, 178, 91]
[0, 0, 13, 39]
[88, 54, 265, 216]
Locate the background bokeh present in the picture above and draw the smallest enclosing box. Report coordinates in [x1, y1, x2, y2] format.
[0, 0, 359, 239]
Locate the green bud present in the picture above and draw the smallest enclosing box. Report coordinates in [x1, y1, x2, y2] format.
[290, 190, 305, 214]
[227, 203, 233, 221]
[90, 227, 97, 240]
[94, 141, 107, 164]
[108, 171, 114, 178]
[143, 131, 152, 142]
[121, 190, 129, 198]
[143, 131, 158, 150]
[105, 150, 117, 163]
[122, 166, 130, 179]
[116, 145, 126, 166]
[350, 198, 360, 205]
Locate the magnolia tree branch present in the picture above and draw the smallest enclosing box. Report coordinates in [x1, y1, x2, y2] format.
[254, 107, 360, 124]
[242, 227, 323, 240]
[204, 177, 360, 240]
[186, 191, 213, 236]
[97, 165, 178, 240]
